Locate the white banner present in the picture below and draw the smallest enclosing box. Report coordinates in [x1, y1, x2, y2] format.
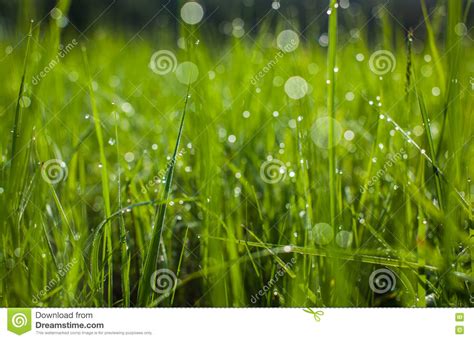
[0, 308, 471, 339]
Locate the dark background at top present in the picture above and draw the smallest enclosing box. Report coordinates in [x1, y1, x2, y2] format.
[0, 0, 471, 38]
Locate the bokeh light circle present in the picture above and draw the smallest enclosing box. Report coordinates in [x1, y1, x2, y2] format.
[284, 76, 308, 99]
[312, 223, 334, 245]
[176, 61, 199, 84]
[181, 2, 204, 25]
[311, 117, 343, 149]
[277, 29, 299, 52]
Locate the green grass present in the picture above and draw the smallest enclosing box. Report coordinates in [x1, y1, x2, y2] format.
[0, 0, 473, 307]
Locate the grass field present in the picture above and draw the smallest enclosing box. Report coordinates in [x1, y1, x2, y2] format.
[0, 0, 473, 307]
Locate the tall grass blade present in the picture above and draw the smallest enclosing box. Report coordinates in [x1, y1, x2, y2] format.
[82, 46, 113, 306]
[137, 87, 190, 306]
[327, 0, 338, 229]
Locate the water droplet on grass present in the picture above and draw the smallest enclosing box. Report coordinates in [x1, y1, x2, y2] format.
[311, 117, 343, 149]
[336, 231, 353, 248]
[124, 152, 135, 162]
[19, 96, 31, 108]
[344, 130, 355, 141]
[312, 223, 333, 245]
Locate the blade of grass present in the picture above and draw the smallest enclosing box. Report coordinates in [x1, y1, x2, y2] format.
[327, 0, 338, 230]
[244, 227, 296, 278]
[82, 46, 113, 306]
[170, 226, 189, 305]
[414, 85, 444, 210]
[420, 0, 445, 92]
[114, 110, 130, 307]
[8, 20, 33, 183]
[137, 86, 190, 306]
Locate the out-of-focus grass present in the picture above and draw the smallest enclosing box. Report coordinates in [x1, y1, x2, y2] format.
[0, 1, 473, 307]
